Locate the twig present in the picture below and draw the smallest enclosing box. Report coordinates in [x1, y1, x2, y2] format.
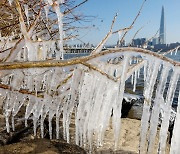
[120, 0, 147, 43]
[0, 83, 44, 98]
[143, 28, 159, 46]
[81, 62, 117, 82]
[112, 26, 132, 35]
[91, 13, 118, 55]
[129, 25, 146, 46]
[56, 73, 73, 89]
[63, 0, 88, 15]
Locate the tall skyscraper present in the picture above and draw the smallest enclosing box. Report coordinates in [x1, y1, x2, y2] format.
[159, 6, 166, 44]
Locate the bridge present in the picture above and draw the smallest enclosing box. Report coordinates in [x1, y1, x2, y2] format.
[64, 47, 94, 54]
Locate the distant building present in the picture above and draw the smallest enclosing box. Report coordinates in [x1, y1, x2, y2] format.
[132, 38, 146, 47]
[117, 39, 126, 47]
[159, 6, 166, 44]
[154, 44, 167, 50]
[168, 42, 180, 49]
[152, 38, 159, 45]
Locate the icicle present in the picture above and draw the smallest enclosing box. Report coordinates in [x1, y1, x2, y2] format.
[158, 68, 179, 154]
[42, 43, 48, 60]
[49, 115, 53, 139]
[11, 116, 15, 131]
[133, 70, 137, 92]
[113, 54, 130, 149]
[118, 31, 122, 44]
[4, 92, 17, 133]
[75, 72, 95, 146]
[56, 100, 63, 139]
[63, 68, 83, 143]
[32, 98, 44, 136]
[25, 96, 36, 127]
[139, 60, 161, 153]
[147, 64, 170, 154]
[139, 104, 151, 153]
[170, 90, 180, 153]
[143, 60, 147, 82]
[53, 2, 64, 60]
[83, 71, 105, 148]
[26, 41, 37, 61]
[131, 72, 134, 85]
[11, 94, 26, 130]
[137, 68, 140, 78]
[40, 94, 51, 138]
[95, 72, 119, 148]
[129, 58, 132, 65]
[24, 5, 29, 26]
[175, 48, 178, 55]
[49, 98, 60, 139]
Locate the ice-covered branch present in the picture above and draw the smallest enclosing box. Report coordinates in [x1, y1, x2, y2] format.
[81, 62, 117, 82]
[0, 83, 44, 98]
[3, 2, 42, 62]
[1, 47, 180, 71]
[162, 45, 180, 56]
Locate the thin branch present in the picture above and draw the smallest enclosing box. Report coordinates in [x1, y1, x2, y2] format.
[129, 25, 146, 46]
[143, 29, 159, 46]
[0, 83, 44, 98]
[63, 0, 88, 15]
[126, 60, 145, 80]
[91, 13, 118, 55]
[120, 0, 147, 43]
[112, 26, 132, 35]
[81, 62, 117, 82]
[56, 73, 73, 89]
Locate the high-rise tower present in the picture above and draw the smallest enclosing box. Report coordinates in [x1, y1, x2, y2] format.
[159, 6, 166, 44]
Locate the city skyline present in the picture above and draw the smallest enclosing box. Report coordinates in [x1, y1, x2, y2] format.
[74, 0, 180, 45]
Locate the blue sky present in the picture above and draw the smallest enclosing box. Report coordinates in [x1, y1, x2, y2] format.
[72, 0, 180, 45]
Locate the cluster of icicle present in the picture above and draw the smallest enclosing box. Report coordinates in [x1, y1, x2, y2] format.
[0, 39, 62, 61]
[0, 0, 180, 154]
[0, 50, 180, 153]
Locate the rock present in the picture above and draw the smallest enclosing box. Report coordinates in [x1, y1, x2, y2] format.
[0, 138, 86, 154]
[121, 93, 142, 118]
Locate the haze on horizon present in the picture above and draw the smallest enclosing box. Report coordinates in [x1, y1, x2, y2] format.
[73, 0, 180, 46]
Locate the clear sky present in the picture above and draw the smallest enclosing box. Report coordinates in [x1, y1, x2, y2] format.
[73, 0, 180, 45]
